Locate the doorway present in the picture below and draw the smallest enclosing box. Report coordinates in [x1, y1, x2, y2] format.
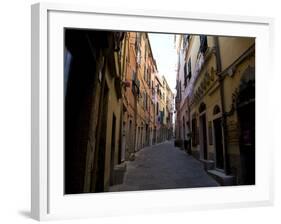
[238, 102, 255, 185]
[213, 118, 224, 169]
[199, 114, 208, 160]
[110, 114, 116, 186]
[237, 65, 255, 185]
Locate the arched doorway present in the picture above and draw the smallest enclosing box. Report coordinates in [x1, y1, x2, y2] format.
[237, 66, 255, 185]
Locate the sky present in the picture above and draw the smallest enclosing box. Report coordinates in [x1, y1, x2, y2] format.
[148, 33, 178, 94]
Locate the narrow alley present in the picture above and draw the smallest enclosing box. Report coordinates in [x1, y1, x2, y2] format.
[110, 141, 219, 192]
[64, 30, 255, 194]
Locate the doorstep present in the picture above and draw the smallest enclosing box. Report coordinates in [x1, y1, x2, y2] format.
[207, 169, 236, 186]
[199, 159, 215, 171]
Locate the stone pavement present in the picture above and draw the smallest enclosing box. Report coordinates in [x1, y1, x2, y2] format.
[109, 140, 219, 192]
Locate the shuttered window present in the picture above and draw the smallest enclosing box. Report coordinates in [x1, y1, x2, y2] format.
[199, 35, 208, 54]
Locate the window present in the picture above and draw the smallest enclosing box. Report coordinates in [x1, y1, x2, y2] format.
[179, 81, 182, 101]
[131, 70, 136, 80]
[136, 49, 141, 65]
[184, 59, 192, 88]
[188, 59, 192, 79]
[132, 71, 140, 96]
[131, 70, 136, 94]
[184, 62, 187, 88]
[199, 35, 208, 54]
[135, 33, 141, 51]
[183, 34, 190, 49]
[144, 65, 147, 81]
[213, 105, 221, 115]
[156, 102, 159, 115]
[143, 92, 146, 109]
[175, 81, 180, 104]
[199, 102, 206, 113]
[147, 68, 150, 85]
[144, 45, 147, 62]
[145, 92, 148, 110]
[160, 110, 164, 124]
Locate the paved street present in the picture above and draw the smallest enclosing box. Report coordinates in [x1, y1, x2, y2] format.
[109, 140, 219, 192]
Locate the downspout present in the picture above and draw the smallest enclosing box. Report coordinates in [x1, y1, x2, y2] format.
[134, 45, 139, 153]
[214, 36, 231, 175]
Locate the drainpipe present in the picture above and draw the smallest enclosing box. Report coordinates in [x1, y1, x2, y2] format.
[214, 36, 231, 175]
[134, 45, 139, 153]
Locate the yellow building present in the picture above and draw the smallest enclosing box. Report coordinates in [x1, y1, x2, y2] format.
[120, 32, 171, 161]
[147, 53, 158, 145]
[175, 34, 255, 185]
[131, 33, 161, 150]
[120, 32, 139, 161]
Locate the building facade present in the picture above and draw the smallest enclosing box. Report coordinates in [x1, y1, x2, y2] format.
[64, 30, 174, 194]
[175, 34, 255, 185]
[64, 30, 127, 193]
[162, 75, 174, 140]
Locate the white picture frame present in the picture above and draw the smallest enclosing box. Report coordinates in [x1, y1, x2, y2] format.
[31, 2, 274, 221]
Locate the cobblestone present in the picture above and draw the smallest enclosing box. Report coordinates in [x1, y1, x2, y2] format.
[109, 140, 219, 192]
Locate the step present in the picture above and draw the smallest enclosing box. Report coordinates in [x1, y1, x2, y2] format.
[207, 169, 236, 186]
[200, 159, 215, 170]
